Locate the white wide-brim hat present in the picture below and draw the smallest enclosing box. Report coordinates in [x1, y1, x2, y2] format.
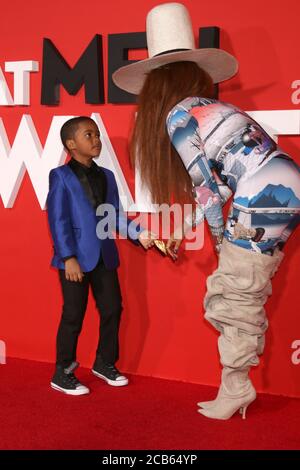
[112, 2, 238, 95]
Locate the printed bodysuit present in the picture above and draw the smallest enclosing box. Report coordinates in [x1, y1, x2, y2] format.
[166, 96, 300, 255]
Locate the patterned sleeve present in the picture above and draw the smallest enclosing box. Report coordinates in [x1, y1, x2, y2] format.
[166, 107, 225, 249]
[187, 183, 232, 228]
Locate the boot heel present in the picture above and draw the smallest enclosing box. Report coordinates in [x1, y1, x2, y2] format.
[241, 405, 247, 419]
[240, 400, 254, 419]
[198, 368, 256, 420]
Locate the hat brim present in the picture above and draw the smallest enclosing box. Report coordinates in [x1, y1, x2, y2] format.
[112, 48, 238, 95]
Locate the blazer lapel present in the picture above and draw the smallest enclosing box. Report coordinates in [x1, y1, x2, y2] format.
[63, 165, 95, 214]
[99, 167, 113, 204]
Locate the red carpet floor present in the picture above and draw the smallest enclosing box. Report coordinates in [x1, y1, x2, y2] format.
[0, 358, 300, 450]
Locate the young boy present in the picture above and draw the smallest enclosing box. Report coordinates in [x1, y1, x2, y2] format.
[47, 116, 155, 395]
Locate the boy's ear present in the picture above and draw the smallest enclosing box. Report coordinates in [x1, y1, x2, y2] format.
[66, 139, 76, 150]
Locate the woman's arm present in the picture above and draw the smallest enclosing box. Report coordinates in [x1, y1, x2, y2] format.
[167, 110, 226, 252]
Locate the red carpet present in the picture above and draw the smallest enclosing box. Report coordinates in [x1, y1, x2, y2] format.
[0, 358, 300, 450]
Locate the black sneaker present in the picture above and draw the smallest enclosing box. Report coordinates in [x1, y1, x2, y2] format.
[51, 361, 90, 395]
[92, 361, 128, 387]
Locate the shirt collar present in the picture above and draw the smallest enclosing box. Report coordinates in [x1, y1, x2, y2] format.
[70, 158, 98, 173]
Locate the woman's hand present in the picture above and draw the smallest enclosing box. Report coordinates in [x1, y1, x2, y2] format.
[211, 228, 224, 257]
[138, 230, 158, 250]
[166, 226, 185, 260]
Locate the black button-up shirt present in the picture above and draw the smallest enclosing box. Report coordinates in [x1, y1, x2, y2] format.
[68, 158, 107, 208]
[63, 158, 107, 262]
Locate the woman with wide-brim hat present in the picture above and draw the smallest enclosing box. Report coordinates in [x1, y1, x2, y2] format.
[113, 2, 300, 420]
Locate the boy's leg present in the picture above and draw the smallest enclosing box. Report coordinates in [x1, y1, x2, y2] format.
[51, 269, 90, 395]
[56, 269, 90, 367]
[89, 257, 123, 365]
[89, 257, 127, 386]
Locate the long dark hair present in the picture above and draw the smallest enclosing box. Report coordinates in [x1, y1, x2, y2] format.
[129, 61, 214, 206]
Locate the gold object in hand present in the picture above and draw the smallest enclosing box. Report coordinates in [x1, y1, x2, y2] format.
[154, 240, 167, 256]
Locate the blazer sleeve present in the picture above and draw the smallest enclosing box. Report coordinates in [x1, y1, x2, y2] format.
[110, 172, 144, 244]
[46, 169, 77, 259]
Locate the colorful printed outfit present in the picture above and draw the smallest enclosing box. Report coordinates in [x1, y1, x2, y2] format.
[166, 97, 300, 419]
[166, 96, 300, 254]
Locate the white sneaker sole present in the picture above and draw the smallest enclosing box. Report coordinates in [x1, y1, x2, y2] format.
[92, 369, 128, 387]
[50, 382, 90, 395]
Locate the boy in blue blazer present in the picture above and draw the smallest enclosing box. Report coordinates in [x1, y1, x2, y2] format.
[47, 116, 155, 395]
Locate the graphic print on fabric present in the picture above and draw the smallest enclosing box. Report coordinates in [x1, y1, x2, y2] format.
[166, 97, 300, 254]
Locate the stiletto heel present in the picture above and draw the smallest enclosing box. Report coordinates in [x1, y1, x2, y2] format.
[198, 390, 256, 420]
[241, 405, 247, 419]
[198, 368, 256, 420]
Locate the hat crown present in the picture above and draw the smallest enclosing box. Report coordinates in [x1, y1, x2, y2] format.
[146, 3, 195, 57]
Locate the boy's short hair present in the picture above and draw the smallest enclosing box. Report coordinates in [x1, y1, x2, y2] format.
[60, 116, 95, 150]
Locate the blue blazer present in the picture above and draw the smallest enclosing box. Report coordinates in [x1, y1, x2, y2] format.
[47, 164, 143, 272]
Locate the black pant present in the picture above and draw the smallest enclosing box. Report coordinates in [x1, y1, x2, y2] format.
[56, 256, 122, 368]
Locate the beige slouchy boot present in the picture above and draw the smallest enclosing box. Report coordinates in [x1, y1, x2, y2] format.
[197, 239, 284, 419]
[198, 366, 256, 420]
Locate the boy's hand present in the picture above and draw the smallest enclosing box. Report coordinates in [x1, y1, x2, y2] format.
[138, 230, 158, 250]
[64, 257, 84, 282]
